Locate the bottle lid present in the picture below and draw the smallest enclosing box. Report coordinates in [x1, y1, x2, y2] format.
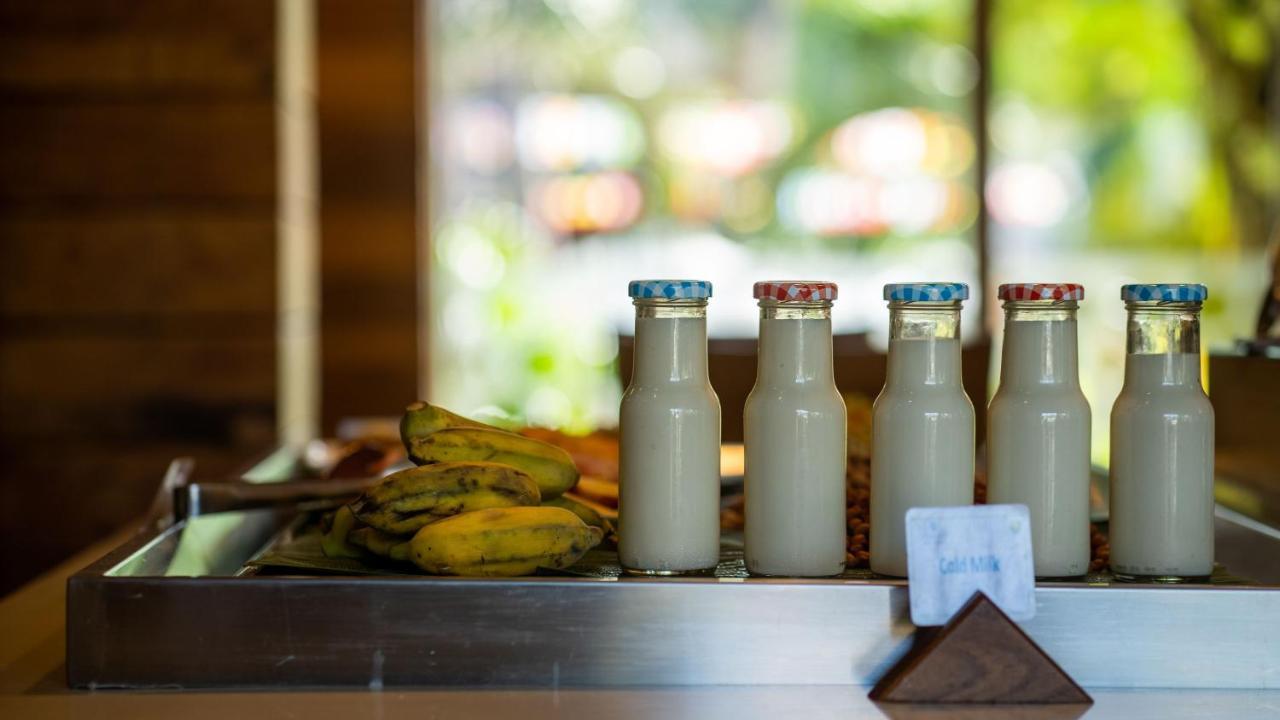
[1120, 283, 1208, 302]
[883, 282, 969, 302]
[998, 283, 1084, 301]
[628, 279, 712, 299]
[753, 281, 838, 301]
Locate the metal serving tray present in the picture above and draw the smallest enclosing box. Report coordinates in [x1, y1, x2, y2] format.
[66, 454, 1280, 690]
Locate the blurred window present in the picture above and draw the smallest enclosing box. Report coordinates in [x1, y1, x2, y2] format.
[427, 0, 1277, 448]
[429, 0, 980, 429]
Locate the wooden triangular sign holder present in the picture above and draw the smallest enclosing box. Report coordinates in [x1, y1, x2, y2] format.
[870, 592, 1092, 705]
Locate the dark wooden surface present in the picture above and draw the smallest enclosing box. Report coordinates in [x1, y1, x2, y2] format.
[872, 701, 1089, 719]
[870, 593, 1091, 705]
[0, 0, 278, 595]
[316, 0, 420, 433]
[1210, 352, 1280, 528]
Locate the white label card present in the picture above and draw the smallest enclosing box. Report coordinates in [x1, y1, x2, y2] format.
[905, 504, 1036, 626]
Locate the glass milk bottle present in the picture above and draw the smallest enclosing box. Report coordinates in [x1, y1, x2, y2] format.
[619, 280, 721, 575]
[988, 283, 1091, 578]
[744, 281, 847, 577]
[1110, 284, 1215, 582]
[871, 283, 975, 577]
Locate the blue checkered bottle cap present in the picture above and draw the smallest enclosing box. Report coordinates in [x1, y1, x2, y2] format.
[883, 282, 970, 302]
[628, 279, 713, 300]
[1121, 283, 1207, 303]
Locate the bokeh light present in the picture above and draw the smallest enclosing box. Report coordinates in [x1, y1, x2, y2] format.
[987, 161, 1071, 228]
[612, 46, 667, 99]
[831, 107, 972, 178]
[449, 99, 515, 175]
[778, 107, 975, 238]
[516, 94, 645, 172]
[657, 101, 793, 177]
[530, 171, 644, 235]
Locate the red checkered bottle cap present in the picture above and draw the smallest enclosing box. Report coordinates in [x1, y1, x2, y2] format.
[997, 283, 1084, 301]
[753, 281, 838, 302]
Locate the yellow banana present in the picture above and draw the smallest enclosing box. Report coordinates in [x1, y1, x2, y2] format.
[407, 427, 579, 499]
[320, 505, 362, 559]
[348, 527, 412, 562]
[408, 506, 603, 577]
[400, 401, 497, 447]
[351, 462, 541, 535]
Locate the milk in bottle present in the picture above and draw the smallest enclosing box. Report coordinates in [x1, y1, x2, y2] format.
[744, 281, 847, 577]
[1110, 283, 1214, 581]
[871, 282, 975, 577]
[619, 280, 721, 575]
[988, 283, 1091, 578]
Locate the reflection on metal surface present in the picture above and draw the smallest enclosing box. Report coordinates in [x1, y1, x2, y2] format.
[67, 574, 1280, 690]
[1214, 506, 1280, 586]
[242, 446, 305, 483]
[106, 509, 286, 578]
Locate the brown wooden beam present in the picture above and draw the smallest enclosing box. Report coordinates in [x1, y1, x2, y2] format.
[315, 0, 420, 433]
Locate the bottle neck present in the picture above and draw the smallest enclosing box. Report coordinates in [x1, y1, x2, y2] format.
[886, 302, 963, 388]
[1123, 302, 1203, 389]
[888, 301, 962, 340]
[1125, 302, 1201, 355]
[998, 301, 1080, 388]
[756, 300, 834, 386]
[631, 299, 709, 385]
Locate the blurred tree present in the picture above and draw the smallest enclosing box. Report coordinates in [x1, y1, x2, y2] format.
[1186, 0, 1280, 250]
[995, 0, 1278, 251]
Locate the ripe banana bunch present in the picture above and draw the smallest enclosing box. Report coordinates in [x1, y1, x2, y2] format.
[351, 461, 541, 534]
[410, 506, 604, 577]
[400, 400, 496, 444]
[406, 427, 579, 499]
[542, 494, 612, 535]
[348, 527, 411, 562]
[320, 401, 601, 576]
[320, 505, 363, 559]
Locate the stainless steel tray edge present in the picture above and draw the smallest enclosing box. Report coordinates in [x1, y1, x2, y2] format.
[68, 569, 1280, 690]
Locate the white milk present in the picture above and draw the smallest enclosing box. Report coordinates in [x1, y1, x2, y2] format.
[871, 338, 974, 577]
[1109, 353, 1215, 579]
[619, 312, 721, 574]
[744, 314, 847, 577]
[988, 319, 1091, 577]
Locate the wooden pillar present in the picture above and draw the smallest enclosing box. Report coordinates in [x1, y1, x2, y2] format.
[315, 0, 421, 433]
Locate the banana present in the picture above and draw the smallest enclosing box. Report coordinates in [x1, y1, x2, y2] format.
[569, 474, 618, 508]
[407, 427, 579, 499]
[543, 495, 607, 531]
[351, 462, 541, 535]
[409, 506, 603, 576]
[400, 401, 497, 447]
[348, 527, 412, 562]
[320, 505, 363, 559]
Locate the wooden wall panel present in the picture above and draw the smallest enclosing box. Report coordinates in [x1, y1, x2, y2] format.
[0, 28, 271, 97]
[0, 334, 275, 441]
[316, 0, 420, 431]
[0, 0, 277, 595]
[0, 213, 275, 317]
[0, 103, 275, 202]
